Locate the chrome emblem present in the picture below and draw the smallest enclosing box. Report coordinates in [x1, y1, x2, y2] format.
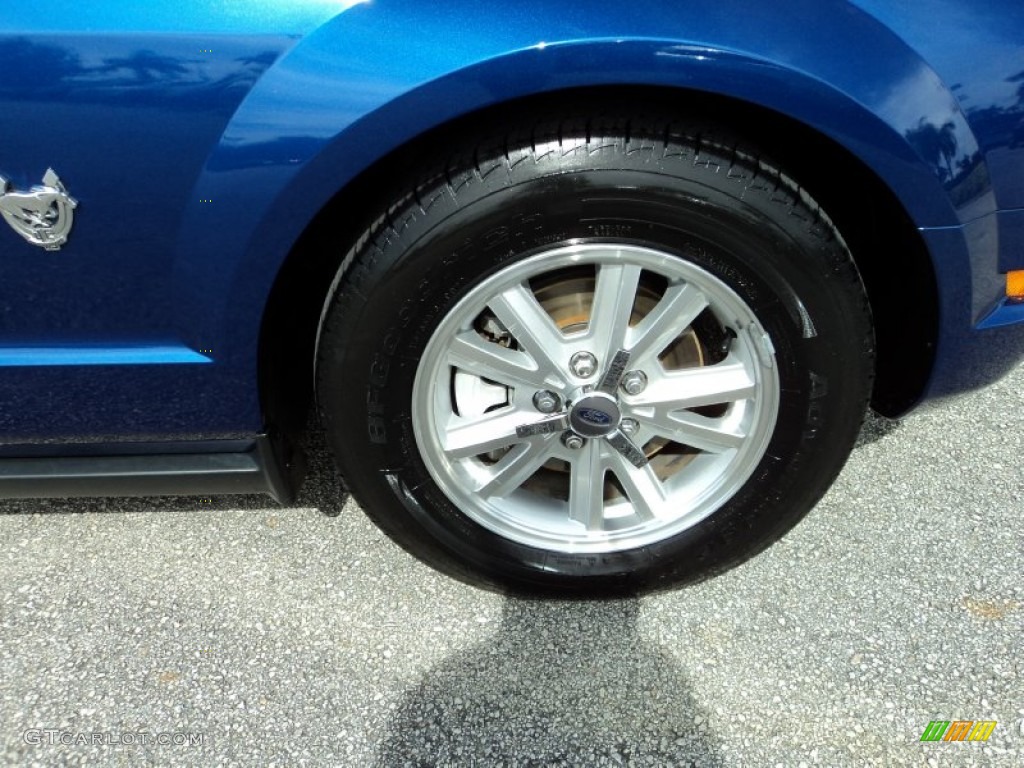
[0, 168, 77, 250]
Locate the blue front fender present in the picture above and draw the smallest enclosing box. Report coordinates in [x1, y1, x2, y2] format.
[172, 1, 984, 421]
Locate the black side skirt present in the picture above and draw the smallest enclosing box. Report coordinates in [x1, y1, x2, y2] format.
[0, 435, 294, 503]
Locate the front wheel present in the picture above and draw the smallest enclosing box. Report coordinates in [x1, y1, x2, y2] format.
[316, 111, 873, 595]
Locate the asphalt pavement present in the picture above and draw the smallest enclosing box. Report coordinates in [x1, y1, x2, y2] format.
[1, 363, 1022, 767]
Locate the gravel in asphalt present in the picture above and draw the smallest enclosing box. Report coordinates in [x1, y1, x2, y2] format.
[1, 363, 1022, 766]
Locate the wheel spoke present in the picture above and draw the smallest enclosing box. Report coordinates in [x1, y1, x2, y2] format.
[568, 440, 606, 531]
[488, 283, 567, 373]
[627, 281, 708, 364]
[588, 263, 643, 353]
[514, 414, 570, 438]
[596, 349, 632, 395]
[629, 355, 755, 411]
[610, 454, 666, 522]
[636, 410, 746, 453]
[476, 438, 558, 498]
[606, 429, 649, 467]
[442, 410, 532, 458]
[447, 330, 557, 391]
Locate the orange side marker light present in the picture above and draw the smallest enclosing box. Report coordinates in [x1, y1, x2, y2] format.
[1008, 270, 1024, 301]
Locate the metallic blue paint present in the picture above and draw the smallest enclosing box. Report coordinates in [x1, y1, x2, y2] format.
[0, 0, 1021, 446]
[978, 301, 1024, 330]
[0, 1, 365, 35]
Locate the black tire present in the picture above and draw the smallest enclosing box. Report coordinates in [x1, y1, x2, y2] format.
[316, 110, 873, 596]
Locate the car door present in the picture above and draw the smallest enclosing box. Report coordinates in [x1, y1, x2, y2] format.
[0, 7, 300, 446]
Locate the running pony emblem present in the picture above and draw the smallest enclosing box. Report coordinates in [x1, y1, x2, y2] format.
[0, 169, 77, 251]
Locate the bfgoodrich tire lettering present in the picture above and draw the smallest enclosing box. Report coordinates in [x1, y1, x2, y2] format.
[316, 111, 873, 596]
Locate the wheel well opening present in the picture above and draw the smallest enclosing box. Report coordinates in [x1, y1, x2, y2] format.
[258, 86, 938, 455]
[718, 96, 939, 418]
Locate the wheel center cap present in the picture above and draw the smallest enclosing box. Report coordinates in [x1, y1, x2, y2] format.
[569, 391, 621, 438]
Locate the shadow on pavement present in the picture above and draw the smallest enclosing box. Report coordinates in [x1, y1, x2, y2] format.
[375, 598, 721, 767]
[854, 410, 903, 449]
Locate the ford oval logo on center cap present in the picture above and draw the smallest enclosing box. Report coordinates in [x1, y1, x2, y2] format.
[577, 408, 611, 426]
[569, 392, 622, 437]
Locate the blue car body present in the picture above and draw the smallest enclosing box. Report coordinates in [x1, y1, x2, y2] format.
[0, 0, 1021, 498]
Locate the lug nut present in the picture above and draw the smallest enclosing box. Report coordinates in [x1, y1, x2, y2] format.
[620, 370, 648, 396]
[561, 432, 585, 450]
[620, 418, 639, 436]
[569, 351, 598, 379]
[532, 390, 560, 414]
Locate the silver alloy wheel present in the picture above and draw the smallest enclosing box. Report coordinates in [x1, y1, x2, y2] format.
[411, 243, 780, 553]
